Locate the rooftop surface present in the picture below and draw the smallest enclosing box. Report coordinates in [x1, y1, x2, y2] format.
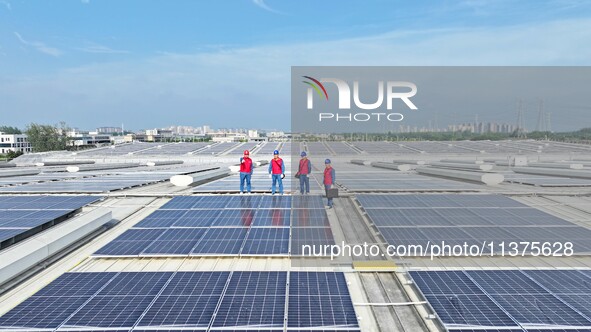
[0, 140, 590, 331]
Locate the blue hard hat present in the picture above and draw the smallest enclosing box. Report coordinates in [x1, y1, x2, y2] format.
[301, 151, 307, 157]
[273, 150, 279, 155]
[325, 159, 331, 164]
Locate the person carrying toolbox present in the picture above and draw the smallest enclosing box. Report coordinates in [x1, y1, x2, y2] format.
[323, 158, 336, 208]
[268, 149, 285, 195]
[296, 151, 311, 195]
[239, 150, 254, 194]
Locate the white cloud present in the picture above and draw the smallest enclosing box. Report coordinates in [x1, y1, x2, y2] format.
[252, 0, 283, 14]
[0, 1, 11, 10]
[81, 0, 90, 4]
[2, 18, 591, 129]
[76, 43, 129, 54]
[14, 32, 63, 57]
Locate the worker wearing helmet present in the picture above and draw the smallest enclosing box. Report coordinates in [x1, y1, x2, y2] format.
[297, 151, 311, 195]
[239, 150, 254, 194]
[323, 159, 336, 208]
[268, 149, 285, 195]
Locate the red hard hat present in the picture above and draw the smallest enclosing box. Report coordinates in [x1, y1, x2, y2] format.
[243, 150, 249, 155]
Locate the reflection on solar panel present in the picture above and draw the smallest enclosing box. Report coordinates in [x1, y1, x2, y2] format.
[0, 195, 99, 248]
[410, 270, 591, 329]
[95, 195, 334, 257]
[0, 271, 358, 331]
[358, 194, 591, 255]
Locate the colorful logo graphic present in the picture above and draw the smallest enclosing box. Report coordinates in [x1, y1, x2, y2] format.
[302, 76, 328, 101]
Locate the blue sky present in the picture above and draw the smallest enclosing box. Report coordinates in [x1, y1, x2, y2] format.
[1, 0, 591, 131]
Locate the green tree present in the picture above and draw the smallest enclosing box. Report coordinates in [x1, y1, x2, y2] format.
[6, 150, 24, 160]
[25, 122, 71, 152]
[0, 126, 22, 134]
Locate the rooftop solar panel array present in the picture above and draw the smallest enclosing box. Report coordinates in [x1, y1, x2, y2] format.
[94, 195, 334, 257]
[333, 165, 479, 192]
[76, 142, 162, 155]
[410, 269, 591, 330]
[325, 141, 359, 155]
[305, 142, 332, 156]
[0, 271, 359, 331]
[351, 141, 418, 154]
[256, 141, 281, 155]
[0, 173, 171, 193]
[194, 142, 241, 155]
[0, 195, 100, 247]
[357, 194, 591, 255]
[134, 142, 209, 155]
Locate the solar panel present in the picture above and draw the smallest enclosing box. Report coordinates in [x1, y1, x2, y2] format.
[424, 294, 518, 326]
[292, 195, 325, 209]
[212, 272, 287, 328]
[0, 271, 358, 330]
[410, 270, 591, 329]
[400, 209, 455, 226]
[62, 295, 156, 328]
[491, 294, 591, 326]
[173, 209, 221, 228]
[93, 195, 335, 257]
[0, 195, 100, 249]
[0, 295, 90, 329]
[183, 196, 232, 209]
[291, 227, 335, 256]
[252, 209, 290, 227]
[134, 209, 188, 228]
[161, 271, 230, 296]
[211, 210, 258, 227]
[241, 228, 289, 255]
[191, 228, 248, 255]
[137, 295, 219, 329]
[288, 272, 358, 329]
[410, 271, 483, 295]
[258, 195, 292, 209]
[292, 209, 330, 227]
[224, 195, 262, 209]
[33, 272, 118, 297]
[160, 196, 203, 209]
[142, 228, 207, 255]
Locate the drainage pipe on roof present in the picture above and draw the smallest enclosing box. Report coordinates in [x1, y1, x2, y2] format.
[0, 169, 40, 178]
[430, 162, 494, 172]
[392, 159, 426, 165]
[512, 167, 591, 179]
[416, 167, 504, 185]
[440, 159, 484, 165]
[0, 162, 16, 168]
[145, 160, 184, 167]
[35, 160, 95, 167]
[527, 162, 584, 170]
[170, 168, 231, 186]
[66, 163, 140, 173]
[351, 160, 371, 166]
[371, 162, 412, 172]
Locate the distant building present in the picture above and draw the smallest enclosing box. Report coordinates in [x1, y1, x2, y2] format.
[248, 130, 259, 138]
[96, 127, 123, 134]
[67, 130, 111, 147]
[267, 131, 286, 138]
[0, 132, 32, 154]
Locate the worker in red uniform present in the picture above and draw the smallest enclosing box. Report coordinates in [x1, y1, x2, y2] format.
[297, 151, 311, 195]
[323, 159, 336, 208]
[268, 149, 285, 195]
[239, 150, 254, 194]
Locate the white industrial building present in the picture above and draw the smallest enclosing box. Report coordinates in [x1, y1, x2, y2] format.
[0, 132, 32, 154]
